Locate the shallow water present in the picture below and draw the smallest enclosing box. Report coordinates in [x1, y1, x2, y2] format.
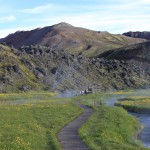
[106, 93, 150, 148]
[130, 113, 150, 148]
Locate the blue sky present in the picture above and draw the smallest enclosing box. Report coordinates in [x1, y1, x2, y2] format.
[0, 0, 150, 38]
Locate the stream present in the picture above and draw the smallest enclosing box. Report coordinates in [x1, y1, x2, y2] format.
[106, 95, 150, 148]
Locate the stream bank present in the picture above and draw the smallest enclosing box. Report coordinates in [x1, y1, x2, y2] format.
[106, 95, 150, 148]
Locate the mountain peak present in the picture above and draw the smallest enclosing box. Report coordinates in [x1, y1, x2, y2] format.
[0, 23, 146, 57]
[53, 22, 73, 28]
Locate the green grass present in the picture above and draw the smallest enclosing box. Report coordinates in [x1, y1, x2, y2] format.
[0, 92, 56, 102]
[79, 106, 145, 150]
[74, 92, 112, 106]
[1, 91, 150, 150]
[76, 93, 148, 150]
[0, 92, 83, 150]
[0, 44, 43, 92]
[116, 96, 150, 113]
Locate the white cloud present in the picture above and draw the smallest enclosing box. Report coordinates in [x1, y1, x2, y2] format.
[135, 0, 150, 5]
[22, 11, 150, 33]
[21, 3, 53, 14]
[0, 28, 17, 38]
[0, 26, 37, 38]
[0, 15, 16, 23]
[1, 0, 150, 38]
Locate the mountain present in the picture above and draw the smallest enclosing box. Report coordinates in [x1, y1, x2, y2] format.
[0, 43, 149, 93]
[98, 41, 150, 71]
[0, 23, 150, 93]
[123, 31, 150, 40]
[0, 22, 146, 57]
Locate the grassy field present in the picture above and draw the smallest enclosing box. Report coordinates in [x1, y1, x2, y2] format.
[0, 92, 83, 150]
[77, 93, 148, 150]
[0, 90, 150, 150]
[74, 92, 111, 106]
[116, 96, 150, 113]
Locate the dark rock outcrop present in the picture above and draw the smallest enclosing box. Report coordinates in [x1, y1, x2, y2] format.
[123, 31, 150, 40]
[98, 41, 150, 73]
[15, 45, 150, 92]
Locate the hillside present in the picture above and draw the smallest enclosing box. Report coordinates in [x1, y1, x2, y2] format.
[123, 31, 150, 40]
[0, 22, 146, 57]
[0, 44, 43, 92]
[0, 23, 150, 93]
[98, 41, 150, 71]
[0, 43, 149, 93]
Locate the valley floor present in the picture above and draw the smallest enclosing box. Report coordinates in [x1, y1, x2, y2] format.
[0, 90, 150, 150]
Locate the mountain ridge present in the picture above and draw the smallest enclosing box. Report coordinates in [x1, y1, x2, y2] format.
[98, 41, 150, 71]
[0, 22, 146, 57]
[0, 23, 150, 93]
[123, 31, 150, 40]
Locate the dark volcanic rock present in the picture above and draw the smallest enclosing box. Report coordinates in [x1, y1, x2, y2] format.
[16, 45, 150, 92]
[98, 41, 150, 72]
[0, 44, 150, 93]
[123, 31, 150, 40]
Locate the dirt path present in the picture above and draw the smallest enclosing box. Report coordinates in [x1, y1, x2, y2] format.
[58, 102, 93, 150]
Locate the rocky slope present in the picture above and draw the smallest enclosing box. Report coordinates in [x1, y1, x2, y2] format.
[98, 41, 150, 72]
[0, 43, 149, 93]
[0, 23, 146, 57]
[123, 31, 150, 40]
[0, 44, 43, 93]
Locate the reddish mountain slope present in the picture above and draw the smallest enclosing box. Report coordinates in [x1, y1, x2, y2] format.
[0, 22, 146, 57]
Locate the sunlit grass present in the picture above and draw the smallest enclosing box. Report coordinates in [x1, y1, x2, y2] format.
[74, 92, 113, 107]
[116, 95, 150, 113]
[0, 92, 59, 105]
[109, 90, 135, 95]
[1, 90, 150, 149]
[0, 92, 83, 150]
[77, 92, 148, 150]
[79, 105, 145, 150]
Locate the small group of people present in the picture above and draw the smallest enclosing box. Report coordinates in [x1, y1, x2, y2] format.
[79, 88, 92, 95]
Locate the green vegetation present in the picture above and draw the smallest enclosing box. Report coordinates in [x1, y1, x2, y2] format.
[79, 106, 144, 150]
[77, 93, 147, 150]
[74, 92, 111, 106]
[0, 91, 150, 150]
[0, 92, 83, 150]
[116, 96, 150, 113]
[0, 44, 43, 93]
[1, 43, 149, 93]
